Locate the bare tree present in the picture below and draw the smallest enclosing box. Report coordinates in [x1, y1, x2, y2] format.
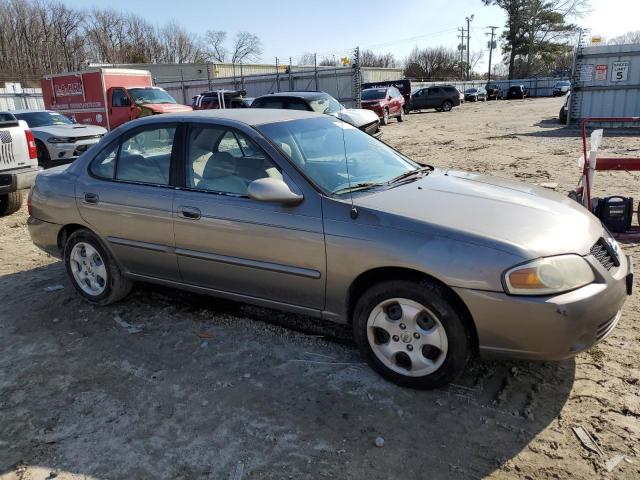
[403, 46, 462, 80]
[205, 30, 227, 62]
[360, 49, 399, 68]
[230, 31, 262, 64]
[609, 31, 640, 45]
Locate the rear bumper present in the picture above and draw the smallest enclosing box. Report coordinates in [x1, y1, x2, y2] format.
[27, 216, 62, 258]
[0, 166, 39, 194]
[454, 254, 631, 360]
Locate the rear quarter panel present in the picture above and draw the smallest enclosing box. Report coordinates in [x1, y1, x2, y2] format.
[30, 167, 82, 227]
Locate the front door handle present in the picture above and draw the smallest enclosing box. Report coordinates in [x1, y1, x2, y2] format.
[179, 206, 201, 220]
[84, 192, 99, 204]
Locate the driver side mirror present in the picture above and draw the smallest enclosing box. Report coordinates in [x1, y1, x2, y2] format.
[247, 178, 303, 205]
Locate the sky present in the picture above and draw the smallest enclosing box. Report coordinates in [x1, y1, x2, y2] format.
[61, 0, 640, 71]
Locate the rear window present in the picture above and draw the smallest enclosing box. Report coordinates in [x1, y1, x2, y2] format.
[0, 112, 16, 122]
[362, 88, 386, 100]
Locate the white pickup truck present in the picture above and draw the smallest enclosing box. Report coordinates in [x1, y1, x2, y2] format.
[0, 112, 40, 216]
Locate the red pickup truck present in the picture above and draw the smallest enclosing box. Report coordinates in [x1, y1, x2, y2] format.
[360, 86, 405, 125]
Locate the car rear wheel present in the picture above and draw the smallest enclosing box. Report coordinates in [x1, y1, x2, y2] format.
[0, 191, 23, 217]
[441, 100, 453, 112]
[64, 229, 132, 305]
[352, 279, 470, 389]
[381, 108, 389, 126]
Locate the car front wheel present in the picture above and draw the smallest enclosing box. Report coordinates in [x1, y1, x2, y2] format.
[381, 108, 389, 125]
[64, 229, 132, 305]
[352, 279, 470, 389]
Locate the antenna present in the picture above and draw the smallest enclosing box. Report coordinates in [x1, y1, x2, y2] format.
[339, 47, 359, 219]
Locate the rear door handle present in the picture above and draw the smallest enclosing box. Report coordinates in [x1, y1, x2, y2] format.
[84, 193, 99, 204]
[179, 206, 201, 220]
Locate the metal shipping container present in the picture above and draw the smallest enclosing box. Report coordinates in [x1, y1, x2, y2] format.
[569, 43, 640, 125]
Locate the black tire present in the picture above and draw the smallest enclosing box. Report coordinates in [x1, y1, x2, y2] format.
[352, 279, 470, 389]
[441, 100, 453, 112]
[0, 191, 23, 217]
[397, 108, 405, 122]
[381, 108, 389, 126]
[403, 106, 410, 115]
[36, 140, 51, 168]
[64, 229, 132, 305]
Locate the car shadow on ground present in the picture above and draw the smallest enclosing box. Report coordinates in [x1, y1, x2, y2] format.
[0, 262, 576, 479]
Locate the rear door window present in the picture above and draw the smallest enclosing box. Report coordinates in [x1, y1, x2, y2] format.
[253, 98, 285, 109]
[115, 127, 176, 185]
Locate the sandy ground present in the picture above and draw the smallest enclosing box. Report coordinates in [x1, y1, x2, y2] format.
[1, 97, 639, 479]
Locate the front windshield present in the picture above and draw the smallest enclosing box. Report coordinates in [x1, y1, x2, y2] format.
[14, 111, 73, 127]
[127, 88, 177, 105]
[362, 89, 386, 100]
[465, 88, 477, 93]
[307, 94, 343, 115]
[556, 81, 571, 87]
[259, 117, 419, 195]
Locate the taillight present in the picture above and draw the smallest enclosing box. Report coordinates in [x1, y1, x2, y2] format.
[25, 129, 37, 160]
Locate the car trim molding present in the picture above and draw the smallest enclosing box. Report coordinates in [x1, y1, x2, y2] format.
[175, 247, 321, 279]
[107, 236, 171, 253]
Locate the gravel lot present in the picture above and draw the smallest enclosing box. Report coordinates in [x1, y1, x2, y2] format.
[1, 97, 639, 479]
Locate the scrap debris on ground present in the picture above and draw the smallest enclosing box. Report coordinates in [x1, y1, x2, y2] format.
[0, 97, 639, 479]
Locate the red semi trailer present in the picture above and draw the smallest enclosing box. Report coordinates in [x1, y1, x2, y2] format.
[42, 68, 192, 130]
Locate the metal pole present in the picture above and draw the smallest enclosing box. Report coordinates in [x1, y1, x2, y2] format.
[206, 64, 212, 91]
[240, 62, 244, 89]
[275, 57, 280, 92]
[180, 68, 186, 104]
[314, 53, 318, 91]
[288, 57, 293, 90]
[466, 16, 473, 80]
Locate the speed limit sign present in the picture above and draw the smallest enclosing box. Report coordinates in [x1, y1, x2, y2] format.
[611, 61, 629, 82]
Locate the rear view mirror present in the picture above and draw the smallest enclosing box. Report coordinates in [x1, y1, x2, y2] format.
[247, 178, 303, 205]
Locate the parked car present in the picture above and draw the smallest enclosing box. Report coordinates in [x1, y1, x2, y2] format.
[251, 91, 380, 135]
[485, 83, 501, 100]
[42, 68, 192, 130]
[559, 93, 570, 124]
[192, 90, 251, 110]
[27, 109, 631, 389]
[362, 79, 412, 113]
[464, 87, 487, 102]
[360, 86, 405, 125]
[408, 85, 461, 112]
[0, 113, 39, 216]
[11, 110, 106, 167]
[506, 85, 529, 99]
[553, 81, 571, 97]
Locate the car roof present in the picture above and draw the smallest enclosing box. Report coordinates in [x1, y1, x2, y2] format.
[9, 109, 53, 114]
[143, 108, 326, 126]
[257, 91, 326, 99]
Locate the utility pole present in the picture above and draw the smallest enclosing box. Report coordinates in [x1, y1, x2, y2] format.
[486, 26, 498, 82]
[458, 27, 466, 79]
[465, 14, 474, 80]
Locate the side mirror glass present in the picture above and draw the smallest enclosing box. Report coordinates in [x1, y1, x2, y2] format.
[247, 178, 303, 205]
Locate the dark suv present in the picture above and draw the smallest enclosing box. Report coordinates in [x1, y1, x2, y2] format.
[506, 85, 529, 99]
[407, 85, 460, 112]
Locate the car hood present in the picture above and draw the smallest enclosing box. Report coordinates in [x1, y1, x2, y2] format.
[353, 169, 603, 259]
[335, 108, 379, 127]
[143, 103, 193, 113]
[32, 124, 107, 138]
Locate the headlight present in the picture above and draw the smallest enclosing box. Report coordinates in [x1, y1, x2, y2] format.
[503, 255, 595, 295]
[47, 136, 72, 143]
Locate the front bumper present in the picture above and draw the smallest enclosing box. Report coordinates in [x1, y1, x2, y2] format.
[46, 138, 101, 161]
[361, 104, 384, 118]
[0, 166, 40, 194]
[454, 254, 631, 360]
[27, 216, 63, 258]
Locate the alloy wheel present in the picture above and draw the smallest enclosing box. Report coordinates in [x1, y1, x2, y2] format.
[366, 298, 448, 377]
[69, 242, 108, 296]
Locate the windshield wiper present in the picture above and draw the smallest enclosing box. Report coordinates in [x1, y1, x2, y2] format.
[388, 166, 432, 184]
[332, 182, 385, 195]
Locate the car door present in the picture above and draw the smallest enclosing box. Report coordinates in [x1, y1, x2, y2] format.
[75, 123, 180, 281]
[426, 87, 443, 108]
[173, 121, 326, 311]
[411, 88, 428, 109]
[109, 88, 133, 129]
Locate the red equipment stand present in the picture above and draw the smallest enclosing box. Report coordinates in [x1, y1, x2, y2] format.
[579, 117, 640, 239]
